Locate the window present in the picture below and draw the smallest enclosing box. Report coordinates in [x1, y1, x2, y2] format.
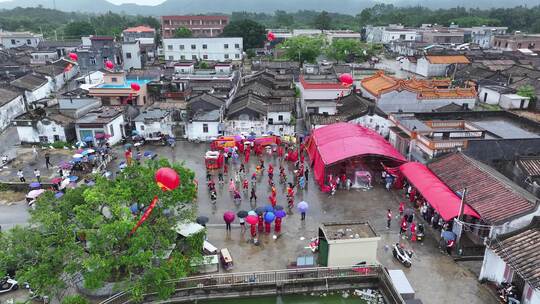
[38, 136, 48, 143]
[168, 56, 174, 60]
[203, 123, 209, 133]
[90, 57, 96, 65]
[11, 39, 15, 45]
[52, 127, 57, 132]
[26, 39, 31, 45]
[179, 45, 184, 50]
[167, 45, 173, 50]
[203, 54, 208, 59]
[53, 135, 60, 142]
[109, 125, 114, 136]
[278, 115, 283, 121]
[224, 44, 229, 49]
[191, 44, 196, 50]
[235, 43, 240, 49]
[140, 125, 145, 130]
[224, 54, 229, 59]
[126, 52, 132, 59]
[179, 55, 185, 60]
[111, 77, 118, 82]
[44, 55, 48, 59]
[235, 54, 240, 59]
[202, 44, 207, 49]
[33, 55, 38, 59]
[268, 118, 274, 125]
[192, 55, 197, 60]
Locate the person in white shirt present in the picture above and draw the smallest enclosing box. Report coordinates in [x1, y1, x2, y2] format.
[17, 169, 25, 182]
[34, 169, 41, 183]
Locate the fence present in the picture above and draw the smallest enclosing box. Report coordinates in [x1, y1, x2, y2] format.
[99, 265, 404, 304]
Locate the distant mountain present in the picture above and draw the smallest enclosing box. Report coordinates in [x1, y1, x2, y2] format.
[0, 0, 539, 16]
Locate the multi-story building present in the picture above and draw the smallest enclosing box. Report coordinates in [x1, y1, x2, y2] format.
[365, 25, 418, 44]
[469, 26, 508, 48]
[161, 15, 229, 38]
[0, 31, 43, 49]
[163, 37, 243, 62]
[76, 36, 122, 71]
[421, 30, 464, 44]
[122, 25, 156, 43]
[492, 34, 540, 51]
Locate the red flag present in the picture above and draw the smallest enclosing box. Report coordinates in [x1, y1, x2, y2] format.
[130, 195, 158, 235]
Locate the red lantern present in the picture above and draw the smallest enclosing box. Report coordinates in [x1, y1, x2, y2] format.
[68, 53, 78, 61]
[339, 73, 354, 86]
[155, 167, 180, 191]
[105, 60, 114, 70]
[130, 82, 141, 91]
[267, 32, 275, 42]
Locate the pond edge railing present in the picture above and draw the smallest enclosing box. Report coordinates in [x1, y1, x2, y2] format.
[98, 265, 404, 304]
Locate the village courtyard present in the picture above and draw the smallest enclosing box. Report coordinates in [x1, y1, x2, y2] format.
[0, 138, 496, 304]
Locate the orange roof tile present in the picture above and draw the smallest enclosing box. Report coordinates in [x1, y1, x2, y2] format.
[123, 26, 155, 33]
[425, 55, 470, 64]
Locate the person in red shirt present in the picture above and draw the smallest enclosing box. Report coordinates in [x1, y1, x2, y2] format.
[223, 164, 228, 175]
[242, 179, 248, 190]
[399, 202, 405, 216]
[124, 149, 132, 166]
[400, 217, 408, 235]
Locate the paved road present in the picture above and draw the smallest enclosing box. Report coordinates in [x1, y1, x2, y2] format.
[0, 127, 20, 160]
[0, 201, 30, 230]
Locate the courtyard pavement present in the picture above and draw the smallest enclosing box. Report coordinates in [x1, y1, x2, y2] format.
[0, 139, 497, 304]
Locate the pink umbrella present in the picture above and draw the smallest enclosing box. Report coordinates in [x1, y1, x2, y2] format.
[223, 211, 235, 223]
[51, 177, 62, 184]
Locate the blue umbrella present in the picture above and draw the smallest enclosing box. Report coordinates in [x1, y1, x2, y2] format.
[264, 205, 274, 213]
[248, 210, 257, 216]
[68, 175, 78, 182]
[144, 151, 153, 157]
[85, 180, 95, 186]
[298, 201, 309, 212]
[275, 209, 287, 218]
[88, 155, 96, 161]
[72, 157, 82, 163]
[29, 182, 41, 188]
[442, 230, 456, 241]
[54, 192, 64, 199]
[264, 211, 275, 223]
[129, 203, 139, 214]
[83, 136, 93, 142]
[124, 143, 133, 149]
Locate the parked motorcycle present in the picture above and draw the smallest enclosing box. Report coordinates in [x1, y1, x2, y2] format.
[498, 282, 520, 304]
[392, 243, 413, 268]
[416, 224, 425, 242]
[0, 276, 19, 294]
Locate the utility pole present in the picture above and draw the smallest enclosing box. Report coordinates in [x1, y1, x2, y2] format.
[456, 187, 467, 255]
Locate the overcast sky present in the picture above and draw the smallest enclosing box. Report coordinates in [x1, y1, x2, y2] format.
[106, 0, 165, 4]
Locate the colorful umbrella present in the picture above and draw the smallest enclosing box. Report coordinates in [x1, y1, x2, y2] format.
[237, 210, 248, 218]
[274, 205, 284, 211]
[83, 136, 93, 142]
[68, 176, 78, 182]
[264, 205, 274, 213]
[275, 209, 287, 218]
[254, 207, 265, 215]
[75, 149, 84, 153]
[85, 180, 95, 186]
[245, 215, 258, 225]
[223, 211, 235, 223]
[298, 201, 309, 212]
[59, 162, 72, 169]
[51, 177, 62, 184]
[27, 189, 45, 199]
[264, 212, 276, 223]
[124, 143, 133, 149]
[73, 153, 83, 158]
[248, 210, 257, 216]
[196, 216, 209, 225]
[72, 157, 82, 163]
[54, 192, 64, 199]
[129, 203, 139, 214]
[29, 182, 41, 188]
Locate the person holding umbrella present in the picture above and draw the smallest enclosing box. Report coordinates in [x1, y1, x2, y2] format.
[223, 211, 235, 231]
[298, 201, 308, 221]
[237, 211, 248, 232]
[274, 208, 286, 233]
[196, 216, 209, 228]
[264, 212, 275, 233]
[245, 214, 258, 239]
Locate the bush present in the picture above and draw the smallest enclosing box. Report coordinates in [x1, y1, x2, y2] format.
[44, 141, 69, 149]
[62, 295, 90, 304]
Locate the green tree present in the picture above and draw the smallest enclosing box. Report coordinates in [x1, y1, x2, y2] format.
[64, 21, 95, 38]
[0, 159, 200, 301]
[326, 39, 369, 63]
[517, 84, 537, 101]
[278, 35, 324, 64]
[275, 10, 294, 27]
[62, 295, 90, 304]
[313, 11, 331, 30]
[174, 27, 193, 38]
[221, 19, 266, 50]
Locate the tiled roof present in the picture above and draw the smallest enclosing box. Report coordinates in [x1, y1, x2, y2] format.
[428, 152, 536, 224]
[361, 71, 475, 99]
[10, 73, 48, 91]
[425, 55, 470, 64]
[490, 217, 540, 289]
[268, 102, 294, 112]
[187, 93, 224, 109]
[517, 157, 540, 177]
[228, 93, 267, 116]
[123, 26, 155, 33]
[0, 87, 22, 106]
[310, 114, 347, 126]
[300, 75, 348, 90]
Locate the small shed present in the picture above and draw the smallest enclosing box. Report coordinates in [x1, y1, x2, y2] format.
[388, 269, 415, 300]
[318, 221, 380, 267]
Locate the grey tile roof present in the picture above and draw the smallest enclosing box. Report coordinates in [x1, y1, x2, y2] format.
[188, 93, 224, 109]
[228, 93, 267, 116]
[76, 107, 123, 124]
[10, 73, 48, 91]
[0, 87, 22, 107]
[192, 109, 220, 121]
[133, 108, 170, 122]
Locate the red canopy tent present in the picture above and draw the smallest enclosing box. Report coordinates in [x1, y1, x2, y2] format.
[399, 162, 480, 221]
[305, 123, 406, 188]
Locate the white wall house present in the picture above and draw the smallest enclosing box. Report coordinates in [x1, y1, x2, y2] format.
[163, 37, 243, 61]
[75, 107, 125, 145]
[381, 29, 418, 43]
[122, 41, 142, 70]
[30, 51, 59, 65]
[14, 115, 73, 144]
[478, 85, 511, 105]
[187, 109, 221, 141]
[499, 94, 530, 110]
[415, 55, 470, 77]
[0, 89, 25, 131]
[0, 31, 43, 49]
[10, 74, 52, 105]
[298, 76, 351, 115]
[134, 108, 173, 138]
[350, 114, 391, 138]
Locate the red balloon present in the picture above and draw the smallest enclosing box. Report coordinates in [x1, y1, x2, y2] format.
[339, 73, 354, 86]
[130, 82, 140, 91]
[105, 60, 114, 70]
[155, 167, 180, 191]
[267, 32, 275, 42]
[68, 53, 78, 61]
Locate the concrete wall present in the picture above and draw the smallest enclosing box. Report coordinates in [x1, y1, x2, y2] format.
[0, 95, 25, 131]
[381, 30, 417, 43]
[1, 36, 42, 49]
[31, 51, 59, 65]
[25, 81, 52, 104]
[478, 87, 501, 105]
[377, 90, 476, 113]
[16, 120, 69, 143]
[76, 115, 125, 145]
[268, 111, 291, 124]
[300, 86, 346, 101]
[135, 120, 173, 138]
[499, 95, 529, 110]
[327, 238, 380, 266]
[187, 121, 220, 141]
[416, 57, 449, 77]
[163, 37, 243, 61]
[122, 42, 142, 70]
[479, 248, 506, 283]
[349, 115, 391, 138]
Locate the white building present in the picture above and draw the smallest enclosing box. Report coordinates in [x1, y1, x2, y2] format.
[381, 29, 418, 43]
[0, 88, 25, 131]
[0, 31, 43, 49]
[133, 108, 173, 138]
[415, 55, 470, 77]
[298, 75, 351, 115]
[122, 40, 143, 70]
[470, 26, 508, 49]
[163, 37, 243, 61]
[499, 94, 530, 110]
[10, 73, 52, 105]
[75, 107, 125, 145]
[30, 50, 59, 65]
[187, 109, 221, 141]
[14, 113, 74, 144]
[478, 85, 515, 105]
[34, 59, 79, 92]
[479, 217, 540, 304]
